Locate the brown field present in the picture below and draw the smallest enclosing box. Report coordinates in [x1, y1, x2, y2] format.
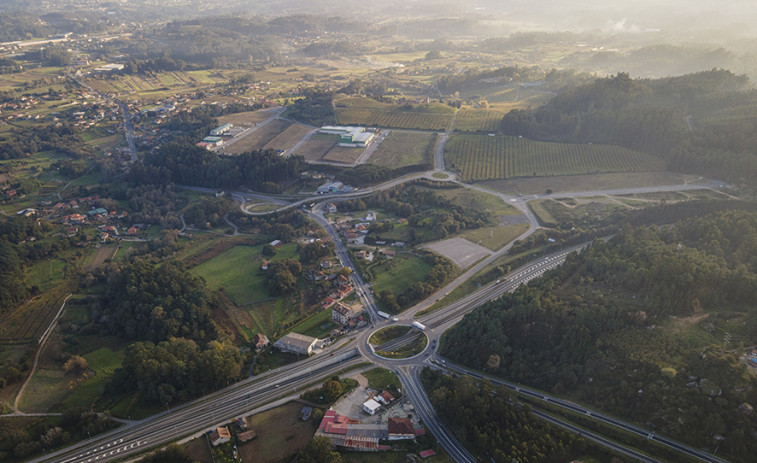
[223, 119, 291, 154]
[239, 402, 319, 463]
[217, 108, 281, 127]
[87, 245, 118, 271]
[262, 123, 314, 152]
[323, 145, 364, 164]
[294, 138, 337, 161]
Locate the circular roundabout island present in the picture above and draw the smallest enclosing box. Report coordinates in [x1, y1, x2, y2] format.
[368, 324, 428, 359]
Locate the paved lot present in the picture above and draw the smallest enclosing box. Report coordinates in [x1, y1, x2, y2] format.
[424, 237, 492, 268]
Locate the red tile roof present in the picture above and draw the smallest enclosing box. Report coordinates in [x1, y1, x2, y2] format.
[388, 417, 414, 435]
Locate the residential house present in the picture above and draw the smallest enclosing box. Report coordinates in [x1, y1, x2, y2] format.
[326, 203, 337, 213]
[274, 332, 318, 355]
[376, 391, 395, 405]
[209, 427, 231, 446]
[332, 303, 360, 325]
[252, 333, 269, 350]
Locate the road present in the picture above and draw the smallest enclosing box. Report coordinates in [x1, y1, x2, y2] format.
[29, 350, 361, 463]
[30, 166, 733, 463]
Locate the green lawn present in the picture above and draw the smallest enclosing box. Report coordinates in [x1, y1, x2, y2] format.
[370, 254, 433, 296]
[26, 258, 67, 292]
[369, 131, 435, 168]
[290, 307, 340, 339]
[61, 347, 126, 410]
[191, 243, 297, 306]
[369, 326, 411, 345]
[361, 367, 400, 390]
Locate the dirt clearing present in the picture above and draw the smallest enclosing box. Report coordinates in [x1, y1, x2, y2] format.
[424, 237, 492, 268]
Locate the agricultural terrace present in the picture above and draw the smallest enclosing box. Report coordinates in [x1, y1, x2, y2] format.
[450, 108, 505, 132]
[445, 134, 665, 182]
[334, 97, 455, 131]
[368, 131, 436, 168]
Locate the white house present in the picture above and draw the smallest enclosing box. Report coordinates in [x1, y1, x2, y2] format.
[209, 427, 231, 446]
[362, 399, 381, 415]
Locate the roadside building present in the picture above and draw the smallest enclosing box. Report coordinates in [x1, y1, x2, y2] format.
[362, 398, 381, 415]
[326, 203, 337, 213]
[317, 181, 344, 194]
[387, 417, 415, 441]
[332, 303, 360, 325]
[376, 390, 395, 405]
[274, 332, 318, 355]
[238, 430, 256, 443]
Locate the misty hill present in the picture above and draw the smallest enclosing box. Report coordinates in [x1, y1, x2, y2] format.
[501, 69, 757, 187]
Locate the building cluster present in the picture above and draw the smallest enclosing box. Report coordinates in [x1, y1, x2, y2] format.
[273, 332, 322, 356]
[315, 411, 425, 452]
[316, 181, 354, 194]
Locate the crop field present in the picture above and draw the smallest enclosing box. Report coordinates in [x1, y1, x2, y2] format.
[223, 119, 291, 154]
[0, 284, 71, 341]
[262, 123, 313, 152]
[445, 134, 665, 181]
[336, 108, 453, 130]
[451, 108, 505, 132]
[368, 131, 435, 168]
[294, 137, 337, 161]
[82, 71, 226, 97]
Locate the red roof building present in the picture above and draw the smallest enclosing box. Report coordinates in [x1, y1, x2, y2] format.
[387, 417, 415, 441]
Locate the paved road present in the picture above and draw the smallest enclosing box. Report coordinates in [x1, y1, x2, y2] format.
[28, 350, 361, 463]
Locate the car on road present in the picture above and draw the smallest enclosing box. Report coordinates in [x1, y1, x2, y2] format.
[275, 384, 280, 389]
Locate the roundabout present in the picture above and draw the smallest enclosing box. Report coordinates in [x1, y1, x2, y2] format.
[367, 325, 429, 360]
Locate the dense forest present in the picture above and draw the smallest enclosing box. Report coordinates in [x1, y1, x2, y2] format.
[94, 261, 219, 343]
[421, 369, 591, 463]
[441, 209, 757, 461]
[131, 143, 304, 193]
[501, 69, 757, 188]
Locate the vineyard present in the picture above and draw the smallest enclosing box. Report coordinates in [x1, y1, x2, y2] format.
[451, 108, 505, 132]
[0, 284, 72, 342]
[82, 71, 219, 96]
[336, 108, 453, 130]
[445, 135, 666, 182]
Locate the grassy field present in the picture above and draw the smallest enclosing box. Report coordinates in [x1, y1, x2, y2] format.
[368, 131, 435, 168]
[293, 136, 337, 161]
[451, 108, 505, 132]
[369, 254, 433, 296]
[239, 401, 318, 463]
[460, 223, 530, 251]
[60, 346, 126, 410]
[369, 326, 411, 345]
[26, 258, 67, 293]
[375, 332, 427, 359]
[529, 198, 629, 227]
[445, 134, 665, 182]
[262, 123, 313, 152]
[323, 144, 363, 164]
[223, 119, 291, 154]
[217, 109, 279, 127]
[190, 243, 297, 306]
[289, 307, 339, 339]
[361, 367, 400, 390]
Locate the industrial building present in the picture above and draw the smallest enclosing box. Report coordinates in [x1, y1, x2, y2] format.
[210, 123, 233, 136]
[319, 125, 375, 147]
[274, 332, 319, 355]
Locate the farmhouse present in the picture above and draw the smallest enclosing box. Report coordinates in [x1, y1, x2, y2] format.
[209, 427, 231, 446]
[252, 333, 269, 349]
[274, 332, 318, 355]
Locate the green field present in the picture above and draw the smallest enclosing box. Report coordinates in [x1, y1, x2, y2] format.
[451, 108, 505, 132]
[445, 135, 665, 182]
[190, 243, 297, 306]
[361, 367, 400, 390]
[369, 131, 435, 168]
[289, 307, 339, 339]
[369, 326, 411, 345]
[26, 258, 67, 293]
[369, 254, 433, 296]
[60, 347, 126, 410]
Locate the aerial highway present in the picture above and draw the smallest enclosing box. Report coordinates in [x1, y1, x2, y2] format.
[29, 350, 361, 463]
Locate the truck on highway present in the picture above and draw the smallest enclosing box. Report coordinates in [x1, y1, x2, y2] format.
[412, 321, 426, 331]
[377, 311, 390, 319]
